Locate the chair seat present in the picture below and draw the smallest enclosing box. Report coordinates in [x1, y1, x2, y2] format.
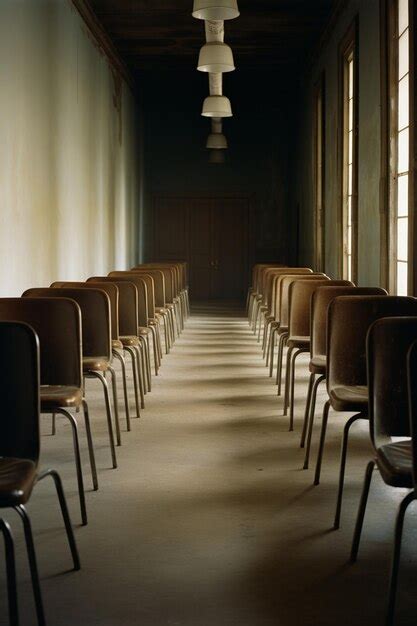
[83, 357, 110, 372]
[377, 441, 413, 488]
[112, 339, 124, 351]
[40, 385, 83, 409]
[287, 336, 310, 349]
[138, 327, 152, 336]
[278, 325, 288, 335]
[0, 458, 37, 507]
[309, 355, 326, 375]
[155, 307, 168, 315]
[329, 385, 368, 412]
[149, 317, 160, 324]
[120, 335, 140, 347]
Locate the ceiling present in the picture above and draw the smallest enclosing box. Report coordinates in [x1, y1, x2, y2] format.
[88, 0, 336, 74]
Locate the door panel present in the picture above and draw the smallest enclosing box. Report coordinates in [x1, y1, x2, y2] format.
[189, 198, 213, 300]
[153, 196, 249, 301]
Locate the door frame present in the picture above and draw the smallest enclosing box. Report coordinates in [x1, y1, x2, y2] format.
[151, 193, 253, 298]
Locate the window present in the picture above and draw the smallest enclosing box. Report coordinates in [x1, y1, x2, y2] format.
[339, 21, 358, 282]
[388, 0, 411, 295]
[314, 74, 325, 272]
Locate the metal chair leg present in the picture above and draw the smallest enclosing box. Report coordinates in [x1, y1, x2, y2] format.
[303, 375, 325, 469]
[0, 519, 19, 626]
[37, 469, 81, 570]
[108, 365, 121, 446]
[124, 346, 141, 418]
[14, 506, 45, 626]
[134, 345, 146, 408]
[350, 460, 375, 561]
[112, 350, 131, 432]
[300, 373, 315, 447]
[87, 371, 117, 469]
[268, 327, 277, 377]
[283, 345, 293, 416]
[333, 413, 366, 529]
[82, 399, 98, 490]
[276, 333, 288, 395]
[54, 409, 87, 525]
[385, 491, 416, 626]
[288, 348, 306, 431]
[313, 399, 330, 485]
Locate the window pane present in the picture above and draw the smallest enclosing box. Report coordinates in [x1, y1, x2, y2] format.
[348, 59, 353, 98]
[398, 74, 409, 130]
[348, 163, 353, 195]
[398, 128, 409, 173]
[397, 217, 408, 261]
[398, 0, 409, 36]
[348, 96, 353, 130]
[399, 29, 409, 79]
[348, 130, 353, 163]
[397, 261, 408, 295]
[398, 174, 409, 216]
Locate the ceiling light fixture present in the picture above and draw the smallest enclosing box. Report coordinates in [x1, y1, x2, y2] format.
[197, 42, 235, 73]
[192, 0, 239, 21]
[202, 95, 233, 118]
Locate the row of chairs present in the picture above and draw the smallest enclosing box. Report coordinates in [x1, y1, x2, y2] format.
[247, 263, 417, 626]
[0, 261, 189, 625]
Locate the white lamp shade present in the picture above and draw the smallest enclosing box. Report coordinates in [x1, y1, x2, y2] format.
[193, 0, 239, 21]
[192, 0, 239, 20]
[202, 95, 233, 118]
[206, 133, 228, 149]
[198, 42, 235, 73]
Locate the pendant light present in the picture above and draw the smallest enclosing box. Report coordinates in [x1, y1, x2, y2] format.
[192, 0, 239, 21]
[202, 95, 232, 118]
[197, 42, 235, 73]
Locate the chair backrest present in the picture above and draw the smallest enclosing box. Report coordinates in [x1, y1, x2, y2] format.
[0, 321, 40, 463]
[311, 286, 386, 360]
[135, 265, 175, 302]
[109, 272, 149, 327]
[88, 277, 138, 337]
[288, 279, 344, 339]
[270, 269, 314, 318]
[52, 281, 119, 341]
[407, 340, 417, 489]
[263, 267, 312, 309]
[24, 288, 111, 359]
[2, 296, 82, 390]
[279, 274, 327, 328]
[130, 269, 166, 307]
[327, 295, 417, 391]
[368, 317, 417, 448]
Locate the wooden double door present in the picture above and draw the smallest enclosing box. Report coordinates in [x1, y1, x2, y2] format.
[153, 196, 249, 301]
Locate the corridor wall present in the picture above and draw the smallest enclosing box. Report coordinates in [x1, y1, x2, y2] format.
[0, 0, 141, 296]
[293, 0, 382, 286]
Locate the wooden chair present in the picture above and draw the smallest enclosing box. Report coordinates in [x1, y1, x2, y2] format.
[24, 288, 119, 469]
[1, 297, 95, 525]
[52, 282, 130, 435]
[350, 317, 417, 625]
[302, 286, 386, 469]
[313, 295, 417, 531]
[0, 321, 80, 625]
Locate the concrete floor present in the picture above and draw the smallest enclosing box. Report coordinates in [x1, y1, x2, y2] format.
[1, 302, 417, 625]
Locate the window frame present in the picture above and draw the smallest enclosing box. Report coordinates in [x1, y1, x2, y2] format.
[381, 0, 416, 294]
[338, 18, 359, 283]
[313, 73, 326, 273]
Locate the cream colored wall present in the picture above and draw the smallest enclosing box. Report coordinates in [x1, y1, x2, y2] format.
[0, 0, 140, 297]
